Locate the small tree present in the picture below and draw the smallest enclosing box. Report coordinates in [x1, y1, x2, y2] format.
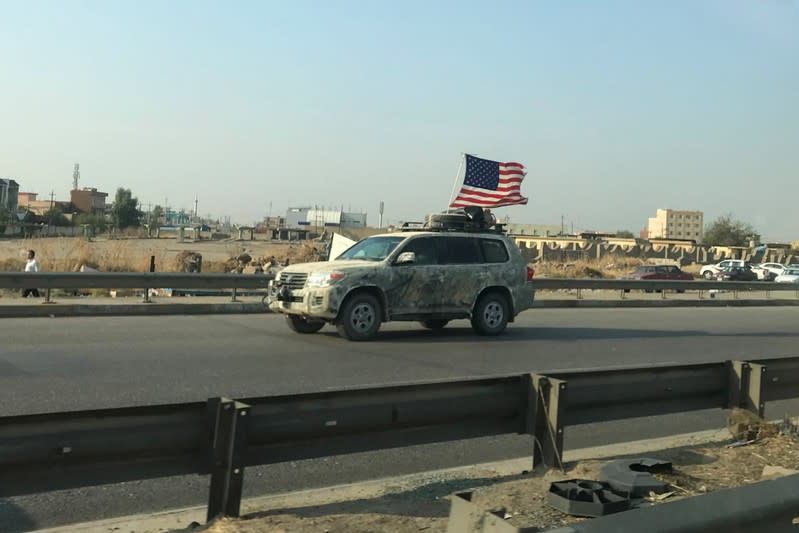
[150, 205, 164, 225]
[704, 214, 758, 247]
[75, 213, 108, 233]
[615, 230, 635, 238]
[111, 188, 142, 229]
[44, 207, 71, 227]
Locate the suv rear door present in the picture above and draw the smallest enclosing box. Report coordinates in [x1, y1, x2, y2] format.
[436, 236, 514, 314]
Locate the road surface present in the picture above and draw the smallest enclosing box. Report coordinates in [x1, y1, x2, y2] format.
[2, 307, 798, 531]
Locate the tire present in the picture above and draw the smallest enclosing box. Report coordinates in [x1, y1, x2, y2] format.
[336, 293, 382, 341]
[702, 270, 714, 280]
[471, 292, 510, 336]
[285, 315, 325, 334]
[420, 319, 449, 330]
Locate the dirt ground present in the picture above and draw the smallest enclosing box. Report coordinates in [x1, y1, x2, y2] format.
[0, 236, 325, 273]
[166, 419, 799, 533]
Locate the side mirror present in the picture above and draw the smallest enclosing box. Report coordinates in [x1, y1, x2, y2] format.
[395, 252, 416, 265]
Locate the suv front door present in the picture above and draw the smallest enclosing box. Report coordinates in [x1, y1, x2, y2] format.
[386, 236, 448, 317]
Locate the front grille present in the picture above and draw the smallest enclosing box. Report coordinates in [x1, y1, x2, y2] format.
[280, 272, 308, 290]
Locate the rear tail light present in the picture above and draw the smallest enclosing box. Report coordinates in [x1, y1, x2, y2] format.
[526, 266, 535, 281]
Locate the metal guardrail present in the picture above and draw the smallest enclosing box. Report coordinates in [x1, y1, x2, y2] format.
[0, 273, 796, 306]
[0, 272, 271, 290]
[1, 357, 798, 522]
[0, 272, 272, 303]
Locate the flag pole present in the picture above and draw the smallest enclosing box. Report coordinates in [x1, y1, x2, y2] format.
[446, 153, 465, 211]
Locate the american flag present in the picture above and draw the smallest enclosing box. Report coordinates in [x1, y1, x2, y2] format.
[449, 154, 528, 208]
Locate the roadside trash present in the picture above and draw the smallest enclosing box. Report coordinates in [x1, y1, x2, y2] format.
[646, 490, 675, 502]
[761, 465, 799, 480]
[726, 439, 756, 448]
[727, 408, 778, 442]
[599, 458, 672, 497]
[546, 479, 631, 517]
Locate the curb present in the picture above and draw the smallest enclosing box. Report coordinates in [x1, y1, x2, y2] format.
[0, 302, 267, 318]
[1, 298, 798, 318]
[32, 428, 730, 533]
[533, 299, 799, 308]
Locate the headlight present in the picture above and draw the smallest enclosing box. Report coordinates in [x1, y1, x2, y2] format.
[306, 272, 346, 288]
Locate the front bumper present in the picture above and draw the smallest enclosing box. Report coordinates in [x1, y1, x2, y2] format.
[267, 280, 337, 320]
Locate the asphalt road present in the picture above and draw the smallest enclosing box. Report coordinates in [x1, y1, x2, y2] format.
[2, 307, 799, 531]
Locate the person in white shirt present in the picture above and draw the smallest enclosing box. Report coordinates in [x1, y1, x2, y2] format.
[23, 249, 40, 298]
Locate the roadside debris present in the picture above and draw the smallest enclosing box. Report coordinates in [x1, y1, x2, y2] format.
[598, 458, 673, 497]
[546, 479, 630, 517]
[727, 408, 778, 442]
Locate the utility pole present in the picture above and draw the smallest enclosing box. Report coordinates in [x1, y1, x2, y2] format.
[561, 214, 565, 236]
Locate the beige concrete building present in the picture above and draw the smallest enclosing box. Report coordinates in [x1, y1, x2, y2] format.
[70, 188, 108, 215]
[647, 209, 704, 242]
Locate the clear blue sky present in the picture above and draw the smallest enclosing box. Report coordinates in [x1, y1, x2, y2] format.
[1, 1, 797, 241]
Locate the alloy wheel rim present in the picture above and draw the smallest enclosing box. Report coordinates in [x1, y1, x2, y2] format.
[484, 302, 503, 327]
[351, 303, 375, 331]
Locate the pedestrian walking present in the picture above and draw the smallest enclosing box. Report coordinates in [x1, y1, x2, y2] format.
[22, 249, 40, 298]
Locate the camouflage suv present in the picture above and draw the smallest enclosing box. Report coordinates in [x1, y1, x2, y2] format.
[267, 230, 535, 341]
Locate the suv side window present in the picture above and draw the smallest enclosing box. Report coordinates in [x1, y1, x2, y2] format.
[480, 239, 509, 263]
[438, 237, 481, 264]
[398, 237, 438, 266]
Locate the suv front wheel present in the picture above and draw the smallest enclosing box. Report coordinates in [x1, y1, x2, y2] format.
[471, 292, 509, 336]
[337, 293, 382, 341]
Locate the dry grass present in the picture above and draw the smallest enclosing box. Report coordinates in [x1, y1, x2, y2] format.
[533, 257, 656, 279]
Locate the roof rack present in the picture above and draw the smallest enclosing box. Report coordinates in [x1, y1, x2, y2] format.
[398, 221, 506, 235]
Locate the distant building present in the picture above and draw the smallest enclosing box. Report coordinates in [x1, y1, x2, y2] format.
[0, 179, 20, 211]
[70, 188, 108, 215]
[504, 223, 564, 237]
[285, 207, 367, 230]
[17, 192, 38, 205]
[647, 209, 704, 243]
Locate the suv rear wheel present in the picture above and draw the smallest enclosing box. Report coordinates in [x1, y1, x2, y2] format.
[471, 292, 509, 336]
[337, 293, 382, 341]
[420, 319, 449, 330]
[286, 315, 325, 334]
[702, 270, 714, 280]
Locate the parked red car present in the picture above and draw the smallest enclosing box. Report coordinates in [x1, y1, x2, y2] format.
[623, 265, 694, 281]
[622, 265, 693, 293]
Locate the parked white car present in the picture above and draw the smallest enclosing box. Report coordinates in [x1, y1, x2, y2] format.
[699, 259, 747, 280]
[750, 264, 777, 281]
[774, 267, 799, 283]
[761, 262, 788, 277]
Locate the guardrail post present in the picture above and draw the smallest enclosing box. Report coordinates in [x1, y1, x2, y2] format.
[744, 363, 767, 419]
[44, 288, 53, 304]
[727, 361, 750, 410]
[619, 289, 626, 300]
[576, 288, 582, 300]
[207, 397, 251, 521]
[231, 287, 238, 302]
[530, 374, 567, 471]
[142, 287, 151, 303]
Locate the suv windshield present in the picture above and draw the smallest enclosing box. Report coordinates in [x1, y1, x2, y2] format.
[336, 236, 405, 261]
